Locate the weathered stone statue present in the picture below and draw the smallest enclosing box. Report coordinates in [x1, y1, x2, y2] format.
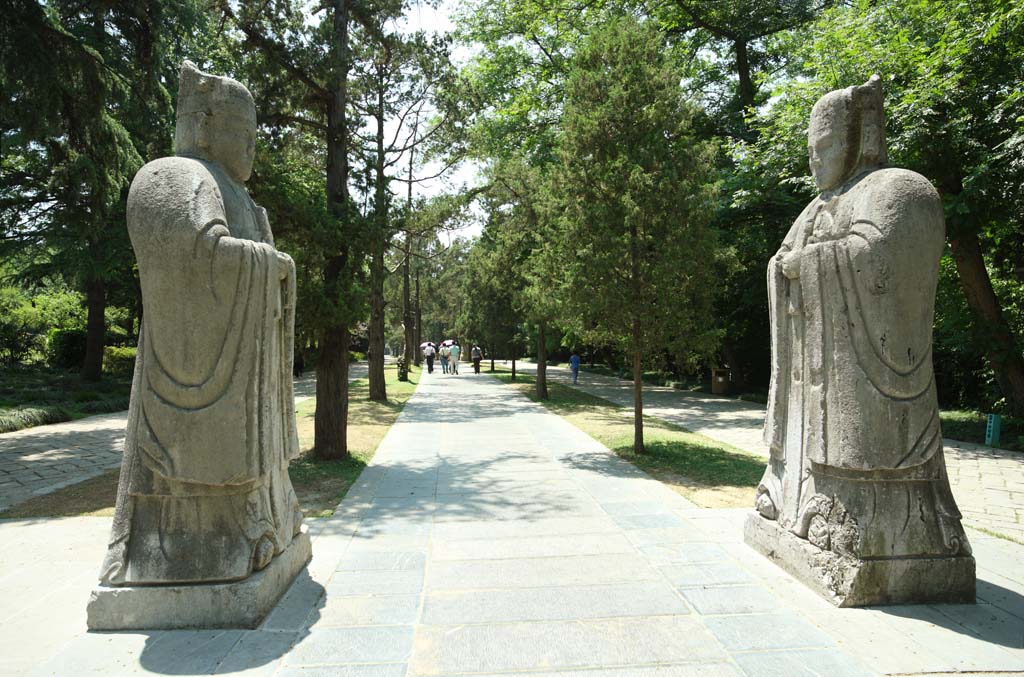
[744, 76, 975, 606]
[88, 61, 311, 629]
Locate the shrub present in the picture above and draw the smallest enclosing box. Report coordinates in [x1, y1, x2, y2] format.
[0, 405, 71, 434]
[104, 346, 137, 377]
[0, 287, 43, 364]
[396, 357, 409, 382]
[46, 328, 88, 369]
[349, 351, 366, 362]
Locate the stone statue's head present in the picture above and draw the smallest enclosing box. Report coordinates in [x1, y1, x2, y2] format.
[808, 75, 887, 192]
[174, 61, 257, 183]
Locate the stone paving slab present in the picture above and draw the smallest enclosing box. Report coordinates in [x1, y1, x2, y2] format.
[516, 361, 1024, 543]
[2, 370, 1023, 676]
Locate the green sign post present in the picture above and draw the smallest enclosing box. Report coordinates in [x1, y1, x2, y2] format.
[986, 413, 1002, 447]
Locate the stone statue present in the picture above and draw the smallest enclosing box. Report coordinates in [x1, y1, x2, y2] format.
[744, 76, 975, 606]
[88, 62, 311, 629]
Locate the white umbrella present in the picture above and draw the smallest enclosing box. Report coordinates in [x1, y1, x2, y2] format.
[419, 341, 436, 349]
[440, 339, 456, 347]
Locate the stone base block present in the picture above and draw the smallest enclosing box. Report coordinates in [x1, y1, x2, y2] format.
[744, 513, 975, 607]
[87, 528, 312, 630]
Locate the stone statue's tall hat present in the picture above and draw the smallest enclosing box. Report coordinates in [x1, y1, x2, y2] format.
[174, 60, 255, 157]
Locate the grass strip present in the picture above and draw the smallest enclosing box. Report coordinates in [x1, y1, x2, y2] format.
[491, 368, 763, 508]
[0, 363, 420, 519]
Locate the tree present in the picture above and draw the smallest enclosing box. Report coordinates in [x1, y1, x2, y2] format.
[550, 16, 720, 453]
[1, 1, 206, 380]
[223, 0, 371, 458]
[353, 26, 455, 401]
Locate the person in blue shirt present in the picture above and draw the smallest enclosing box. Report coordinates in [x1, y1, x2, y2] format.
[569, 350, 581, 384]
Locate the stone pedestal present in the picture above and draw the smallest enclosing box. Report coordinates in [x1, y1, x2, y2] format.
[744, 514, 975, 607]
[87, 528, 311, 630]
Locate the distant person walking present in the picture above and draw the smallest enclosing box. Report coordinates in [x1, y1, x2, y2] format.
[449, 342, 461, 375]
[569, 350, 581, 385]
[440, 344, 450, 374]
[471, 345, 483, 374]
[423, 343, 436, 374]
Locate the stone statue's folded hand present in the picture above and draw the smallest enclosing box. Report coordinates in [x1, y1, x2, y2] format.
[275, 250, 294, 280]
[780, 250, 801, 279]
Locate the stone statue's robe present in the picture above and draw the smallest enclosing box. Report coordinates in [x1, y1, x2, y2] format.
[100, 156, 301, 585]
[760, 168, 968, 557]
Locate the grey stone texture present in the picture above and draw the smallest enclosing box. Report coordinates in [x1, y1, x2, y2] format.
[746, 75, 975, 606]
[4, 371, 1023, 676]
[86, 61, 309, 629]
[86, 529, 311, 630]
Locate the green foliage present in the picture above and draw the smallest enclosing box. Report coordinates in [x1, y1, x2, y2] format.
[0, 285, 86, 365]
[103, 346, 136, 377]
[46, 328, 87, 370]
[940, 410, 1022, 452]
[0, 406, 72, 434]
[2, 1, 210, 377]
[550, 16, 721, 368]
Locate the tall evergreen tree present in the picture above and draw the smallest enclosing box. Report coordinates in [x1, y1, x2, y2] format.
[550, 16, 720, 453]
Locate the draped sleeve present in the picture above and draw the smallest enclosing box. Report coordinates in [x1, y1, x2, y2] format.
[126, 157, 289, 486]
[797, 169, 945, 470]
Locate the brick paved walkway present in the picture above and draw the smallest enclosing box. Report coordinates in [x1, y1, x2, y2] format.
[6, 371, 1022, 676]
[0, 367, 359, 513]
[515, 362, 1024, 543]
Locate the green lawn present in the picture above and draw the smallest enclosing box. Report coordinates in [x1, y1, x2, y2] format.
[0, 363, 420, 519]
[491, 368, 763, 508]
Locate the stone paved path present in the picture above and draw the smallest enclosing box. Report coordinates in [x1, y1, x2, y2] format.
[0, 366, 364, 512]
[7, 371, 1023, 676]
[515, 362, 1024, 543]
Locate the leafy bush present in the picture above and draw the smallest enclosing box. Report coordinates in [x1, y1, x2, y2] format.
[104, 346, 137, 376]
[349, 351, 366, 362]
[396, 357, 409, 382]
[0, 406, 71, 433]
[46, 328, 88, 369]
[0, 286, 88, 365]
[0, 287, 41, 364]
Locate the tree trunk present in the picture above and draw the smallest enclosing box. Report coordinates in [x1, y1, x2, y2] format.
[368, 76, 388, 402]
[490, 353, 495, 372]
[414, 270, 422, 366]
[368, 244, 387, 401]
[734, 39, 755, 116]
[402, 243, 414, 365]
[536, 321, 548, 400]
[315, 325, 349, 459]
[313, 0, 352, 459]
[402, 121, 417, 367]
[950, 232, 1024, 416]
[632, 337, 644, 455]
[81, 276, 106, 381]
[511, 353, 516, 382]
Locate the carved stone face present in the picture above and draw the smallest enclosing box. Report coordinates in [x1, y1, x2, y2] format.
[808, 90, 850, 192]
